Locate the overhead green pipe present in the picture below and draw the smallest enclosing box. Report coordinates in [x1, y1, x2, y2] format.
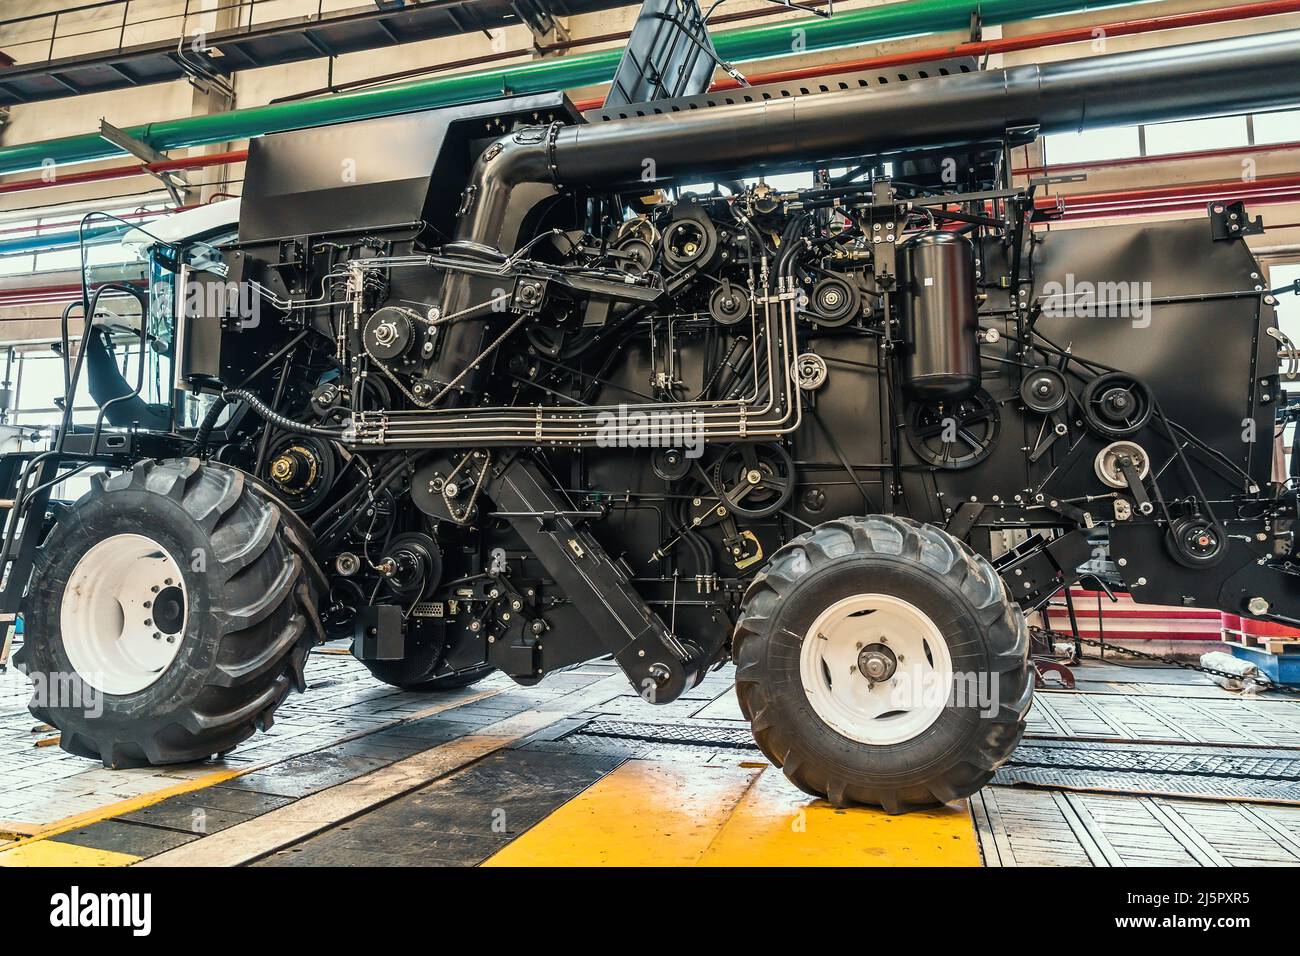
[0, 0, 1143, 176]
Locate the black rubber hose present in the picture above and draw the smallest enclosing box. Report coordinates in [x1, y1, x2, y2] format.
[190, 395, 230, 451]
[222, 387, 348, 438]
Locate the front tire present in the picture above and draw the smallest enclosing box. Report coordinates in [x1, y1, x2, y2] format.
[732, 515, 1030, 813]
[15, 459, 326, 767]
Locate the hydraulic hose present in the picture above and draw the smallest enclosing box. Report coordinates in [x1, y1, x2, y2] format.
[222, 387, 350, 439]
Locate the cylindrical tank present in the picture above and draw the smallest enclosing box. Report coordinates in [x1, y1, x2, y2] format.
[899, 231, 980, 400]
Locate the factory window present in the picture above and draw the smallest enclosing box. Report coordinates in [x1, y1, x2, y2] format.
[1041, 105, 1300, 165]
[0, 202, 170, 277]
[1041, 125, 1142, 164]
[1, 341, 149, 498]
[1144, 115, 1249, 156]
[1254, 108, 1300, 145]
[0, 254, 34, 277]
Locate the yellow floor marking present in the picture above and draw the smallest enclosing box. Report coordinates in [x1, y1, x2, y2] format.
[140, 674, 631, 867]
[485, 759, 982, 867]
[138, 734, 515, 866]
[698, 765, 982, 866]
[0, 820, 40, 840]
[0, 766, 248, 855]
[0, 840, 139, 868]
[0, 684, 504, 860]
[483, 759, 763, 866]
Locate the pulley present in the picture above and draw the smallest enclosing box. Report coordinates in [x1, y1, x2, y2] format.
[807, 276, 859, 327]
[264, 434, 336, 513]
[712, 442, 795, 519]
[652, 447, 693, 481]
[795, 353, 828, 391]
[905, 388, 1001, 469]
[1020, 367, 1069, 414]
[709, 282, 750, 326]
[380, 532, 442, 597]
[1093, 441, 1150, 490]
[1081, 372, 1153, 438]
[662, 215, 717, 271]
[1166, 515, 1227, 569]
[363, 306, 418, 362]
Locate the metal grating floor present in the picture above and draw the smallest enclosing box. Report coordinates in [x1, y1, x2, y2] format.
[1027, 690, 1300, 747]
[973, 787, 1300, 866]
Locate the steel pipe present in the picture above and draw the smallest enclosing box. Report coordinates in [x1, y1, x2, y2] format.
[550, 27, 1300, 187]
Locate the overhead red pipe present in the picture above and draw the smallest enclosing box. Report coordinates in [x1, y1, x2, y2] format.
[1042, 172, 1300, 206]
[0, 149, 248, 196]
[1020, 138, 1300, 177]
[0, 280, 145, 309]
[0, 203, 192, 239]
[1036, 172, 1300, 220]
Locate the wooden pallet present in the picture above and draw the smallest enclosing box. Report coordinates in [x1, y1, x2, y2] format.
[1234, 632, 1300, 656]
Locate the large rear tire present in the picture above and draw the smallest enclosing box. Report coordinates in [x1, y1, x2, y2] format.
[732, 515, 1030, 813]
[14, 459, 326, 767]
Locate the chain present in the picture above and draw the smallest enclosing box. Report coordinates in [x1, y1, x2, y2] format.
[364, 344, 434, 408]
[443, 450, 491, 524]
[1031, 625, 1293, 691]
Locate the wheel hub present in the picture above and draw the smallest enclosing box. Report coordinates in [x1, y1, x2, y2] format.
[799, 593, 953, 746]
[60, 533, 189, 696]
[151, 585, 186, 635]
[857, 642, 897, 682]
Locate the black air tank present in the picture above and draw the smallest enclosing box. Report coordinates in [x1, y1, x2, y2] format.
[899, 231, 980, 400]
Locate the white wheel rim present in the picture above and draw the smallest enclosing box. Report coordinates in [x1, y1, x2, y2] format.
[61, 533, 189, 696]
[799, 593, 954, 745]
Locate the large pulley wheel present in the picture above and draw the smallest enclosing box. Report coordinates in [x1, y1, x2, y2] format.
[732, 515, 1031, 812]
[906, 388, 1001, 469]
[1166, 514, 1228, 569]
[713, 442, 795, 519]
[1080, 372, 1153, 438]
[14, 459, 326, 768]
[263, 432, 337, 514]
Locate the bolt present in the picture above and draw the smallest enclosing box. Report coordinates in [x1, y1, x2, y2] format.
[1247, 596, 1270, 616]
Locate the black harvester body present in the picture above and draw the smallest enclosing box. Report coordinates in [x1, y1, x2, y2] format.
[3, 23, 1300, 810]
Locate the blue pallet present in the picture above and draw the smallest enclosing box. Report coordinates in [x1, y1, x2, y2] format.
[1226, 642, 1300, 686]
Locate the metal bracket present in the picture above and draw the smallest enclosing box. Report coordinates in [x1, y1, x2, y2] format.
[99, 120, 186, 205]
[512, 0, 570, 52]
[1208, 199, 1264, 241]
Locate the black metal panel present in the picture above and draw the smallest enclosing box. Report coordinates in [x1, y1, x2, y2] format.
[604, 0, 719, 108]
[238, 92, 578, 245]
[585, 57, 979, 122]
[1030, 218, 1268, 499]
